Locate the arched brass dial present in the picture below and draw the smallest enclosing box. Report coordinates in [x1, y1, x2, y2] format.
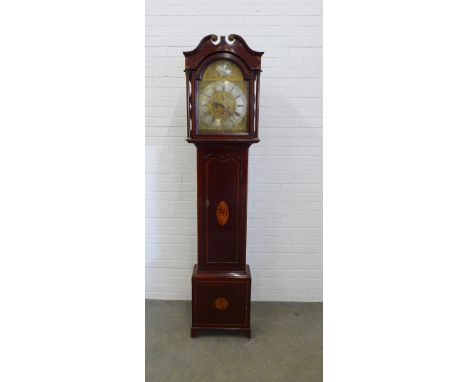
[197, 60, 248, 133]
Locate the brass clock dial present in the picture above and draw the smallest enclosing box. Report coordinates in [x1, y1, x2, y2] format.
[199, 81, 247, 130]
[197, 60, 248, 133]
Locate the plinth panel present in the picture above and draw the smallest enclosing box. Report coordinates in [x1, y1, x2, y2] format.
[191, 265, 251, 337]
[194, 281, 248, 326]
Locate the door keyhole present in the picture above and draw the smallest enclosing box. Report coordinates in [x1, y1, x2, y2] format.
[205, 198, 210, 208]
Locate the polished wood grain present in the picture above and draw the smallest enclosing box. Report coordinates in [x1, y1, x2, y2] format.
[184, 34, 263, 71]
[185, 35, 262, 337]
[197, 144, 249, 272]
[191, 265, 251, 338]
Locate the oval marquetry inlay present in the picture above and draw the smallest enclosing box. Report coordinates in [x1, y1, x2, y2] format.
[214, 297, 229, 310]
[216, 200, 229, 226]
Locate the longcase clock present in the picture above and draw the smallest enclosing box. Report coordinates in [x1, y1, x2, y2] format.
[184, 34, 263, 337]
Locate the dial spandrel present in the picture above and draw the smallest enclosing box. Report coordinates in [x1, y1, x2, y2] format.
[197, 60, 248, 133]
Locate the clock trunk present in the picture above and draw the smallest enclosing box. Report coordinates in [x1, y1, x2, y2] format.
[197, 144, 249, 272]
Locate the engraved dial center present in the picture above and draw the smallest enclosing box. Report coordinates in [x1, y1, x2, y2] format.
[199, 80, 247, 131]
[208, 90, 237, 120]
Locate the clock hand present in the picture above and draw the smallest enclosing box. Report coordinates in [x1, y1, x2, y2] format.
[207, 101, 224, 108]
[224, 108, 235, 117]
[207, 101, 235, 116]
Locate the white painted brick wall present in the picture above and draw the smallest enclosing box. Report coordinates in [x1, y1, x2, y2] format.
[146, 0, 322, 302]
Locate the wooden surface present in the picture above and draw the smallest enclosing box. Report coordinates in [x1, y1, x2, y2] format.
[196, 144, 249, 272]
[183, 34, 263, 70]
[191, 265, 251, 338]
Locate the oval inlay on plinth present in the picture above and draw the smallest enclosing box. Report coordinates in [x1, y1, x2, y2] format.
[216, 201, 229, 226]
[214, 297, 229, 310]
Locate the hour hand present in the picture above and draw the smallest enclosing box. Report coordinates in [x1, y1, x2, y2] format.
[208, 101, 234, 116]
[208, 101, 223, 108]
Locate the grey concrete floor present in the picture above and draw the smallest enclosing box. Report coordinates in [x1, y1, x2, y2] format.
[146, 300, 322, 382]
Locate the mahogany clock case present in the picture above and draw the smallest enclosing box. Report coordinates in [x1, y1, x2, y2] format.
[184, 35, 263, 338]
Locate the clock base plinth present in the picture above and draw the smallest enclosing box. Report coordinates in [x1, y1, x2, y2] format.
[191, 264, 251, 338]
[191, 327, 251, 338]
